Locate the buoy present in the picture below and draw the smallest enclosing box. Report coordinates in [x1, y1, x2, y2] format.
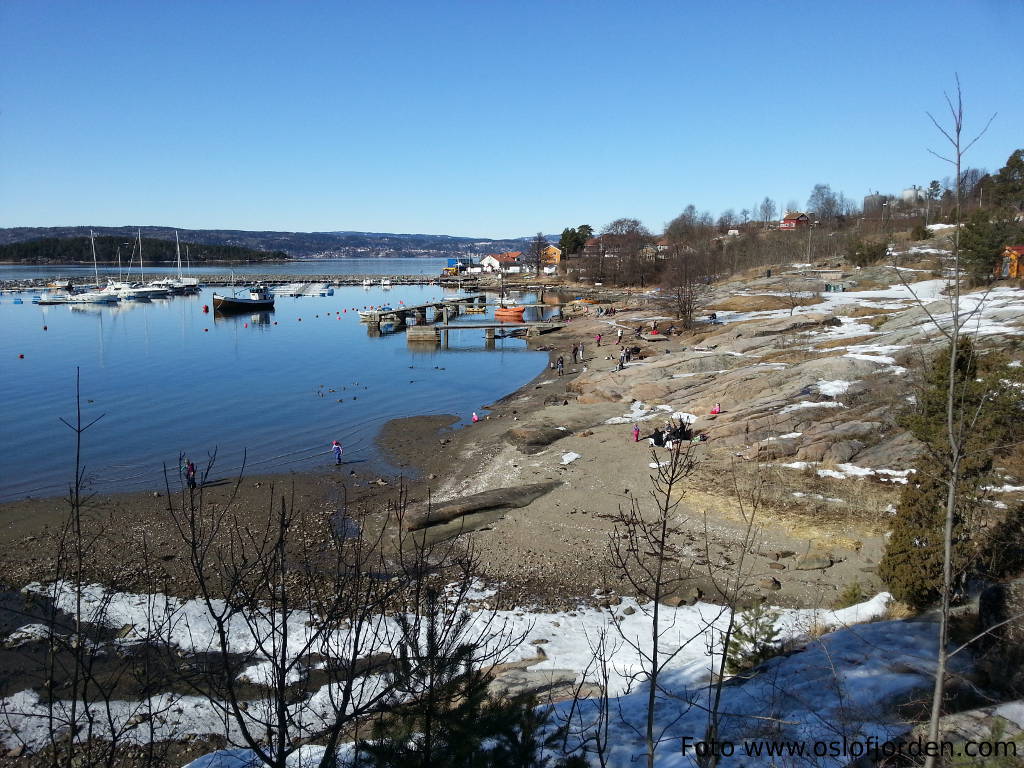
[273, 321, 278, 325]
[298, 318, 302, 321]
[244, 322, 248, 328]
[18, 354, 24, 358]
[203, 305, 209, 313]
[204, 328, 208, 332]
[43, 325, 47, 331]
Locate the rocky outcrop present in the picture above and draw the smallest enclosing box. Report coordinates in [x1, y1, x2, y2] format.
[505, 426, 571, 453]
[405, 481, 561, 530]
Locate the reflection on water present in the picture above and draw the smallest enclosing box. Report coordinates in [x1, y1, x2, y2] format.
[0, 284, 549, 501]
[213, 310, 274, 326]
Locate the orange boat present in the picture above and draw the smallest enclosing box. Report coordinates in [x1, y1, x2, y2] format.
[495, 305, 525, 319]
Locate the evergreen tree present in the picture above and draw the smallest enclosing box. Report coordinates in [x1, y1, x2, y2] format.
[724, 603, 781, 675]
[879, 339, 1024, 608]
[959, 209, 1023, 283]
[991, 148, 1024, 216]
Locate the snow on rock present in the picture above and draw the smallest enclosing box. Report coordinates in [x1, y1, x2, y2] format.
[560, 452, 582, 465]
[780, 400, 845, 414]
[816, 379, 854, 397]
[604, 401, 673, 424]
[780, 462, 915, 483]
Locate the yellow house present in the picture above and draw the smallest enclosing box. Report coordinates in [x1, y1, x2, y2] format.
[541, 245, 562, 265]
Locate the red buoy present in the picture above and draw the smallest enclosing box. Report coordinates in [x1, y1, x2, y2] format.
[203, 305, 209, 313]
[18, 354, 24, 358]
[244, 322, 248, 328]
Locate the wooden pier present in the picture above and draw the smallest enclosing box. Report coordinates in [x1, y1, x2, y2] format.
[407, 321, 563, 346]
[361, 294, 487, 330]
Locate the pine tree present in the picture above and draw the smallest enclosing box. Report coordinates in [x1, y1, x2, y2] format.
[724, 603, 781, 675]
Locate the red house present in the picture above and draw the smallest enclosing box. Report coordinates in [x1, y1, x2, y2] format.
[779, 212, 811, 230]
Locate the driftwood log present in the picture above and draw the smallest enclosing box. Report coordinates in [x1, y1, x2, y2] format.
[404, 481, 561, 531]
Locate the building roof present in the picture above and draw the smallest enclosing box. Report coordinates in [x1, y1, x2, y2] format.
[489, 251, 522, 263]
[1005, 245, 1024, 256]
[782, 212, 809, 221]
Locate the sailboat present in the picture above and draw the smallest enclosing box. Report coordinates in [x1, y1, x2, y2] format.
[101, 232, 168, 299]
[67, 232, 120, 304]
[150, 232, 198, 294]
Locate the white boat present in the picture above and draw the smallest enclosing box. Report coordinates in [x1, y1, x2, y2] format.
[361, 279, 373, 288]
[358, 305, 393, 321]
[69, 291, 120, 304]
[380, 278, 392, 289]
[36, 293, 70, 305]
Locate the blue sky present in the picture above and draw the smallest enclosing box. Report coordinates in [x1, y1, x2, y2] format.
[1, 1, 1021, 238]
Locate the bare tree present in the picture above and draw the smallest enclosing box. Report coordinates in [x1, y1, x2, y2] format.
[917, 76, 995, 768]
[758, 197, 777, 230]
[607, 443, 704, 768]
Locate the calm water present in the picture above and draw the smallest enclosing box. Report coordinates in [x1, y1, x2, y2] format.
[0, 258, 454, 281]
[0, 283, 551, 501]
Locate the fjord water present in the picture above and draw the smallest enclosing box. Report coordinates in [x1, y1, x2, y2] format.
[0, 258, 455, 282]
[0, 279, 549, 501]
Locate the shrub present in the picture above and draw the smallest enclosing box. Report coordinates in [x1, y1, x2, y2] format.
[849, 238, 888, 267]
[911, 223, 930, 241]
[833, 580, 866, 609]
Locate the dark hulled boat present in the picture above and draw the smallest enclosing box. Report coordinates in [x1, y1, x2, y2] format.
[212, 284, 275, 312]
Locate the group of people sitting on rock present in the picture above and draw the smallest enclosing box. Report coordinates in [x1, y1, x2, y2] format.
[645, 420, 707, 450]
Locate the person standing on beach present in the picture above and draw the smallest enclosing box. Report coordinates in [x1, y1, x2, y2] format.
[632, 424, 640, 442]
[616, 328, 623, 344]
[556, 356, 564, 376]
[331, 440, 343, 465]
[596, 333, 602, 347]
[184, 459, 197, 490]
[578, 341, 585, 361]
[472, 412, 480, 423]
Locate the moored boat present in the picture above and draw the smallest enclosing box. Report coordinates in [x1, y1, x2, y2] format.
[213, 284, 275, 312]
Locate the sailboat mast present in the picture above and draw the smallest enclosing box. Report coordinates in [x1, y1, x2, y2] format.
[90, 230, 99, 284]
[138, 230, 145, 282]
[175, 231, 183, 280]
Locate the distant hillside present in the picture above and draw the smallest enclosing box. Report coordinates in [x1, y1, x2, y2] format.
[0, 226, 536, 260]
[0, 236, 287, 264]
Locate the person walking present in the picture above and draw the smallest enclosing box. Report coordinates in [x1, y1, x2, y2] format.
[184, 459, 197, 490]
[632, 423, 640, 442]
[578, 341, 585, 361]
[556, 356, 564, 376]
[596, 333, 602, 347]
[571, 342, 579, 363]
[331, 440, 343, 465]
[616, 328, 623, 344]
